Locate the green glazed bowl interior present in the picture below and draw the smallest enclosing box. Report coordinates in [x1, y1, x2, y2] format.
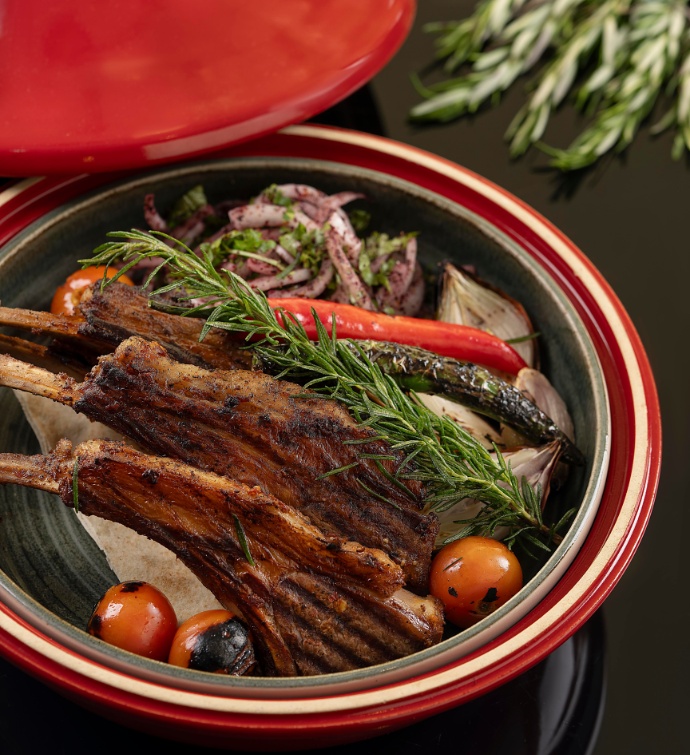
[0, 158, 609, 696]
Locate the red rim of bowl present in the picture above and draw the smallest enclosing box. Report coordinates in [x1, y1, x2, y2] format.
[0, 126, 661, 742]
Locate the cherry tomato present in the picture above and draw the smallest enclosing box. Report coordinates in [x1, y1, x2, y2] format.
[87, 581, 178, 661]
[430, 536, 523, 629]
[168, 609, 256, 675]
[50, 266, 134, 316]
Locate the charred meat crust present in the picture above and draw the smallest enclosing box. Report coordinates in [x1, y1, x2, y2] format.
[49, 439, 443, 676]
[76, 283, 253, 370]
[73, 337, 438, 592]
[0, 283, 252, 373]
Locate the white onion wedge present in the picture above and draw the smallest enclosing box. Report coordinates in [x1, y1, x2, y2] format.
[437, 262, 537, 367]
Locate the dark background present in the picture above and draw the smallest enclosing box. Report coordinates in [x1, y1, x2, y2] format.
[0, 2, 687, 753]
[373, 3, 687, 753]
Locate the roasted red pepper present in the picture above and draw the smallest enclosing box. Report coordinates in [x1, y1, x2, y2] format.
[267, 298, 527, 375]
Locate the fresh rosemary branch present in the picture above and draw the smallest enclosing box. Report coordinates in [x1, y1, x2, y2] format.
[84, 229, 568, 551]
[411, 0, 591, 122]
[411, 0, 690, 170]
[424, 0, 530, 73]
[546, 0, 688, 169]
[506, 0, 634, 157]
[651, 36, 690, 158]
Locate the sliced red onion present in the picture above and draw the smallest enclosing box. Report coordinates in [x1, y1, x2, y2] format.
[310, 192, 365, 224]
[375, 237, 419, 313]
[245, 257, 281, 275]
[328, 210, 362, 263]
[250, 268, 313, 292]
[170, 205, 215, 245]
[397, 263, 426, 317]
[143, 194, 168, 232]
[194, 221, 234, 252]
[290, 208, 322, 233]
[325, 227, 374, 310]
[272, 244, 296, 264]
[147, 183, 424, 312]
[271, 259, 334, 299]
[228, 203, 291, 230]
[259, 184, 327, 205]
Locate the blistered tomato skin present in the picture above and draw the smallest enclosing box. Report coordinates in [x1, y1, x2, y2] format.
[168, 609, 256, 675]
[87, 581, 178, 661]
[50, 266, 134, 316]
[430, 536, 523, 629]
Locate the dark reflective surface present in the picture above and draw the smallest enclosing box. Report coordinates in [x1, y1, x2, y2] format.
[0, 611, 605, 754]
[368, 4, 685, 754]
[1, 3, 685, 752]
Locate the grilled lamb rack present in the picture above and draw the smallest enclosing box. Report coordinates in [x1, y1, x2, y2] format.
[0, 333, 86, 379]
[0, 338, 438, 591]
[0, 282, 251, 372]
[0, 439, 443, 675]
[0, 282, 583, 466]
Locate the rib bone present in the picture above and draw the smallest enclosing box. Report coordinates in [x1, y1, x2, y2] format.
[0, 440, 443, 676]
[0, 282, 252, 371]
[0, 333, 85, 379]
[0, 338, 438, 591]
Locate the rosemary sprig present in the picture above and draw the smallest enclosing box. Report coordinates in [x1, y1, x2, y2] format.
[547, 0, 688, 169]
[651, 39, 690, 158]
[424, 0, 530, 73]
[411, 0, 690, 170]
[233, 514, 255, 566]
[411, 0, 590, 123]
[506, 0, 634, 157]
[84, 229, 568, 551]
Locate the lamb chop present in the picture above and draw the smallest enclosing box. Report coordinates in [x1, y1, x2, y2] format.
[0, 333, 86, 379]
[0, 439, 444, 676]
[0, 282, 252, 372]
[0, 338, 438, 592]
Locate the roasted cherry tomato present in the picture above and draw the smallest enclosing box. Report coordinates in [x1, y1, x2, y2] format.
[168, 609, 256, 675]
[430, 536, 523, 629]
[50, 266, 134, 316]
[87, 581, 177, 661]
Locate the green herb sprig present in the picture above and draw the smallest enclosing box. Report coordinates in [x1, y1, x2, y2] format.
[84, 229, 571, 552]
[411, 0, 690, 170]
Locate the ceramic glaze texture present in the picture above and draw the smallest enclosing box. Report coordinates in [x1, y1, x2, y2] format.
[0, 157, 608, 693]
[0, 1, 414, 174]
[0, 130, 658, 748]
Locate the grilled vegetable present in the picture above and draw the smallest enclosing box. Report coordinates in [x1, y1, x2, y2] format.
[270, 297, 528, 375]
[87, 581, 177, 661]
[336, 340, 583, 465]
[415, 392, 503, 450]
[168, 609, 256, 675]
[51, 266, 134, 316]
[429, 536, 523, 629]
[436, 262, 537, 367]
[435, 441, 565, 546]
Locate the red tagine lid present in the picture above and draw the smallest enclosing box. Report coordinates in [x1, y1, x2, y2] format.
[0, 0, 414, 175]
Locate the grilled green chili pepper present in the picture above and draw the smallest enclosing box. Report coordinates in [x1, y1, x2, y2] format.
[351, 340, 583, 465]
